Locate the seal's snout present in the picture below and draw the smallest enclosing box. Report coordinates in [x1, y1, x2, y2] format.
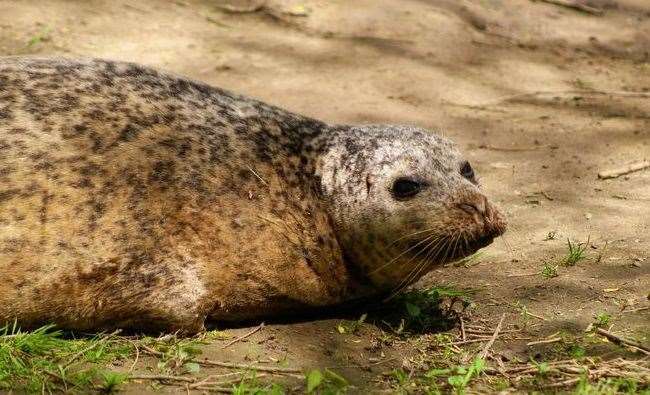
[456, 194, 507, 250]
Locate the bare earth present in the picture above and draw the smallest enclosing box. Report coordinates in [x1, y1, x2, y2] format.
[1, 0, 648, 393]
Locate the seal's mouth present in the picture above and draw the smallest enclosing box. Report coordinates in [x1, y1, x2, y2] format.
[446, 234, 495, 261]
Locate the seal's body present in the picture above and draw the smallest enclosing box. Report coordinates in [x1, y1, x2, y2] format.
[0, 58, 505, 333]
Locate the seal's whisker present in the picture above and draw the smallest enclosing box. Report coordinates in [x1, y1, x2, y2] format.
[500, 234, 514, 253]
[449, 234, 460, 263]
[369, 234, 442, 275]
[439, 233, 455, 267]
[385, 236, 448, 300]
[394, 236, 444, 296]
[393, 236, 444, 286]
[387, 237, 442, 298]
[370, 234, 438, 274]
[396, 234, 452, 296]
[388, 227, 437, 246]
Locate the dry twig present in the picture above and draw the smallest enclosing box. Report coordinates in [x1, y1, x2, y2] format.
[198, 358, 301, 374]
[128, 374, 195, 383]
[478, 313, 506, 360]
[598, 161, 650, 179]
[595, 328, 650, 355]
[460, 316, 466, 341]
[214, 3, 265, 13]
[221, 322, 265, 349]
[526, 337, 562, 346]
[623, 306, 650, 314]
[140, 344, 300, 373]
[535, 0, 603, 15]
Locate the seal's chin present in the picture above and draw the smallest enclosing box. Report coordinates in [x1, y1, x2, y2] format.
[469, 234, 494, 251]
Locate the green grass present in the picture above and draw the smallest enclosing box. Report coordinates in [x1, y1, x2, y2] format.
[0, 322, 132, 392]
[336, 313, 367, 335]
[593, 312, 612, 329]
[382, 285, 476, 334]
[563, 238, 589, 266]
[98, 371, 128, 393]
[567, 344, 586, 358]
[1, 301, 645, 394]
[0, 322, 232, 393]
[27, 27, 52, 47]
[389, 357, 486, 395]
[0, 323, 353, 394]
[443, 357, 486, 394]
[232, 372, 286, 395]
[572, 376, 643, 395]
[305, 368, 349, 394]
[541, 262, 559, 278]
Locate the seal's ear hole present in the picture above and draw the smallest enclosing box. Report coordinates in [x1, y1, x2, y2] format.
[460, 161, 475, 182]
[392, 177, 423, 200]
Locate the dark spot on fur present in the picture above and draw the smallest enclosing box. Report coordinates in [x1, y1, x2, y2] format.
[0, 189, 20, 202]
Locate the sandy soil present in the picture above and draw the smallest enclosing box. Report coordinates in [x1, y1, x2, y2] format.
[1, 0, 648, 393]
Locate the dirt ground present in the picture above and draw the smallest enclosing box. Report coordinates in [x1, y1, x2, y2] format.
[1, 0, 649, 393]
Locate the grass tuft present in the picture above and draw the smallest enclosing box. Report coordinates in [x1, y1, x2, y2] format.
[593, 312, 612, 329]
[562, 238, 588, 266]
[541, 262, 559, 278]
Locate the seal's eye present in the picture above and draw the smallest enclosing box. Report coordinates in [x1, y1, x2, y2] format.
[460, 161, 475, 181]
[392, 178, 423, 200]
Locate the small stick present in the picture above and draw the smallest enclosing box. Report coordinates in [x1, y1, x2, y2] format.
[598, 161, 650, 180]
[623, 306, 650, 313]
[464, 329, 520, 335]
[527, 337, 562, 346]
[506, 272, 539, 277]
[189, 372, 244, 389]
[192, 386, 232, 393]
[536, 0, 603, 15]
[128, 374, 195, 383]
[540, 191, 554, 201]
[194, 374, 268, 388]
[460, 316, 467, 341]
[541, 377, 583, 388]
[140, 344, 301, 374]
[523, 311, 548, 321]
[442, 338, 490, 346]
[478, 313, 506, 360]
[595, 328, 650, 354]
[128, 341, 140, 373]
[198, 359, 301, 373]
[221, 322, 264, 349]
[140, 344, 166, 357]
[215, 3, 265, 13]
[62, 341, 104, 369]
[478, 144, 538, 152]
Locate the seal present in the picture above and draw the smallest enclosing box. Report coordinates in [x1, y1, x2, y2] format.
[0, 57, 506, 333]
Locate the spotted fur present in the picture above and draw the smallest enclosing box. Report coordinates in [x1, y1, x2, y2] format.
[0, 57, 505, 333]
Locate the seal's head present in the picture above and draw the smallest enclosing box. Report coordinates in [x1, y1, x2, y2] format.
[317, 125, 506, 292]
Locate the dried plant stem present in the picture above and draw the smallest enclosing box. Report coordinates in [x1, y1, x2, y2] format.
[478, 313, 506, 360]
